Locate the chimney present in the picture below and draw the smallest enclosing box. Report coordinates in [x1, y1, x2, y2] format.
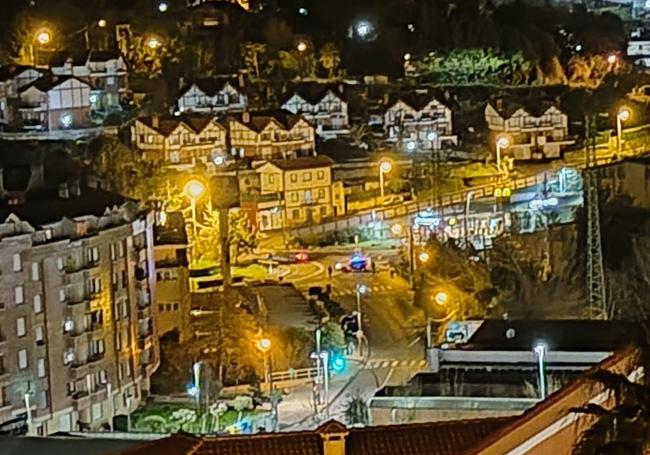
[495, 98, 504, 112]
[178, 76, 185, 90]
[70, 180, 81, 197]
[58, 183, 69, 199]
[151, 114, 159, 129]
[317, 421, 349, 455]
[382, 93, 389, 105]
[242, 111, 250, 124]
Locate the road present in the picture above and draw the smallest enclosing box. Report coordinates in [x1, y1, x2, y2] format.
[277, 248, 427, 430]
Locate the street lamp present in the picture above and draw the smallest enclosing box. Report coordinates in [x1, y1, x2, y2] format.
[616, 107, 631, 156]
[184, 179, 206, 250]
[496, 136, 510, 174]
[297, 40, 308, 52]
[378, 159, 392, 200]
[355, 284, 368, 352]
[98, 19, 107, 28]
[257, 337, 273, 388]
[434, 291, 448, 306]
[533, 342, 548, 399]
[35, 29, 52, 46]
[146, 36, 162, 50]
[158, 1, 169, 12]
[418, 250, 431, 264]
[607, 53, 617, 65]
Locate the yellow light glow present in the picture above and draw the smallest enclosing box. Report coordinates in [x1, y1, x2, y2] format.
[35, 29, 52, 46]
[607, 53, 617, 65]
[257, 338, 272, 352]
[297, 41, 308, 52]
[496, 136, 510, 149]
[184, 180, 205, 199]
[618, 107, 630, 122]
[434, 291, 448, 306]
[98, 19, 107, 28]
[418, 251, 431, 263]
[390, 223, 404, 236]
[147, 36, 162, 49]
[379, 160, 392, 174]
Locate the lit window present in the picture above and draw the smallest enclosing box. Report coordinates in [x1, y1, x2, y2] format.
[60, 113, 73, 128]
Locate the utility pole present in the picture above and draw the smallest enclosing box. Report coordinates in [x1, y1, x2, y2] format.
[584, 114, 608, 319]
[219, 208, 231, 287]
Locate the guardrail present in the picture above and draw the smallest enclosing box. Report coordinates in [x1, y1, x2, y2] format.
[271, 367, 318, 382]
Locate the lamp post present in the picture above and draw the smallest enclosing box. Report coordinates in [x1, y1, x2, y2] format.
[496, 136, 510, 178]
[31, 28, 53, 66]
[355, 284, 368, 355]
[378, 159, 393, 200]
[146, 36, 162, 50]
[184, 179, 205, 257]
[464, 191, 474, 252]
[534, 342, 547, 399]
[616, 107, 630, 157]
[257, 337, 273, 390]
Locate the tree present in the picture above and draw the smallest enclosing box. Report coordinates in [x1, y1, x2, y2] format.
[233, 395, 254, 423]
[345, 393, 369, 426]
[125, 35, 181, 78]
[319, 42, 341, 79]
[320, 322, 346, 352]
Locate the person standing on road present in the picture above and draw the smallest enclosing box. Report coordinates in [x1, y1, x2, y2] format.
[371, 261, 376, 274]
[327, 265, 333, 280]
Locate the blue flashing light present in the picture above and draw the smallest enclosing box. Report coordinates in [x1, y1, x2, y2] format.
[330, 352, 348, 375]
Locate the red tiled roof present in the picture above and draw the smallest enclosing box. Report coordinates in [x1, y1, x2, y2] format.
[111, 418, 511, 455]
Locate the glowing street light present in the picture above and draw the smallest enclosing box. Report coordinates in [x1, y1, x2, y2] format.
[378, 159, 392, 200]
[146, 36, 162, 50]
[213, 154, 226, 166]
[35, 29, 52, 46]
[184, 179, 206, 248]
[158, 1, 169, 12]
[533, 342, 548, 399]
[418, 251, 431, 263]
[297, 40, 308, 52]
[434, 291, 448, 306]
[356, 20, 373, 38]
[257, 337, 273, 388]
[617, 107, 631, 156]
[257, 337, 272, 352]
[98, 19, 107, 28]
[496, 135, 510, 176]
[403, 53, 411, 61]
[607, 53, 617, 65]
[390, 222, 403, 237]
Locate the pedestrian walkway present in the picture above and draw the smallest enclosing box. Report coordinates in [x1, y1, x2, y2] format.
[363, 359, 427, 370]
[329, 284, 395, 298]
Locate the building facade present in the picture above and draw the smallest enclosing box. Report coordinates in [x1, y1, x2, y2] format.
[383, 92, 458, 153]
[50, 50, 129, 113]
[282, 88, 349, 139]
[176, 77, 247, 114]
[226, 111, 316, 159]
[249, 156, 345, 230]
[153, 213, 191, 343]
[17, 76, 92, 131]
[0, 66, 43, 128]
[0, 188, 158, 436]
[484, 101, 573, 160]
[131, 115, 228, 170]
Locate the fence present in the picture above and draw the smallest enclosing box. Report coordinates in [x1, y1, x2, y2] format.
[270, 367, 318, 383]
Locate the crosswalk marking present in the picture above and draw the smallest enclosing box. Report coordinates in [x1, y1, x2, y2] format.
[364, 359, 427, 370]
[329, 284, 395, 298]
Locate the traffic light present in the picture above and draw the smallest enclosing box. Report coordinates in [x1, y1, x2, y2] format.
[329, 352, 348, 375]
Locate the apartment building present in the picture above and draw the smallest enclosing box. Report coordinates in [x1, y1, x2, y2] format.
[484, 99, 573, 160]
[50, 50, 129, 113]
[226, 110, 316, 159]
[0, 173, 158, 435]
[176, 76, 247, 114]
[282, 85, 349, 139]
[153, 212, 190, 343]
[131, 114, 228, 170]
[383, 91, 458, 153]
[249, 156, 345, 230]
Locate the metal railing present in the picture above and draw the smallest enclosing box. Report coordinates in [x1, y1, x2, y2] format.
[270, 366, 318, 382]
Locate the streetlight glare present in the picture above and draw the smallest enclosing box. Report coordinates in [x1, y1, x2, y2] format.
[496, 136, 510, 149]
[418, 251, 431, 263]
[36, 29, 52, 45]
[297, 41, 308, 52]
[356, 283, 369, 295]
[158, 1, 169, 12]
[147, 37, 162, 49]
[257, 338, 272, 352]
[390, 223, 404, 236]
[434, 291, 449, 306]
[618, 108, 631, 121]
[534, 341, 548, 356]
[98, 19, 107, 28]
[213, 155, 226, 166]
[356, 21, 372, 38]
[184, 180, 205, 199]
[379, 160, 392, 174]
[607, 53, 617, 65]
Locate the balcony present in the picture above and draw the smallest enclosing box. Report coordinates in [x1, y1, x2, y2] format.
[65, 259, 100, 274]
[138, 305, 152, 320]
[138, 333, 153, 349]
[137, 290, 151, 308]
[72, 391, 91, 410]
